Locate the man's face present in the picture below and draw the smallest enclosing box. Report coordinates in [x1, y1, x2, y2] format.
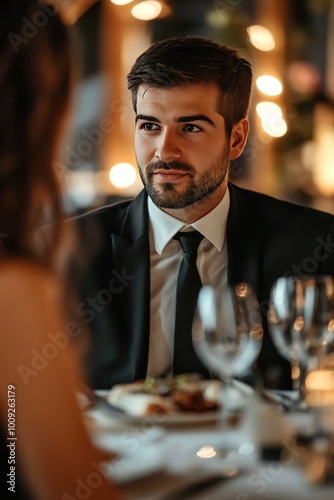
[134, 83, 234, 217]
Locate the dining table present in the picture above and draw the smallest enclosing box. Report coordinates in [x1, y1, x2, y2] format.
[82, 382, 334, 500]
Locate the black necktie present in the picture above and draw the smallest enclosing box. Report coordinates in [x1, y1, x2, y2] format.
[173, 231, 209, 377]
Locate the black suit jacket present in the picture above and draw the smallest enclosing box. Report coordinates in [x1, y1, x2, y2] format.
[72, 183, 334, 389]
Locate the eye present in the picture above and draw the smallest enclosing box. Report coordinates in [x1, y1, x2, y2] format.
[183, 124, 202, 132]
[139, 122, 160, 131]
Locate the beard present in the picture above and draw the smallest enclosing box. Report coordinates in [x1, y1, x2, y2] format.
[137, 147, 230, 209]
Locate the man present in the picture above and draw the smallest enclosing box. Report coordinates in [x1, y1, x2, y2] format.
[74, 36, 334, 390]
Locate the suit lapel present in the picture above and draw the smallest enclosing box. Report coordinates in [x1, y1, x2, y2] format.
[111, 190, 150, 380]
[227, 183, 263, 295]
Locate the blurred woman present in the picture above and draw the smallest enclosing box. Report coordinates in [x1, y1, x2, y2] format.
[0, 1, 122, 498]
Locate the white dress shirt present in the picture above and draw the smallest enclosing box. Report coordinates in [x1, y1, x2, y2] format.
[146, 189, 230, 376]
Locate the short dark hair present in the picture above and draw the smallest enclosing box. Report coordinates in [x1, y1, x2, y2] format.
[127, 36, 252, 135]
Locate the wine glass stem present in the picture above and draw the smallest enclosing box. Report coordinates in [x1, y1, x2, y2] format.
[224, 374, 234, 414]
[291, 356, 300, 393]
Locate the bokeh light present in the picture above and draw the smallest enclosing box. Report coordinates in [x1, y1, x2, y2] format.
[256, 101, 283, 119]
[256, 75, 283, 96]
[247, 25, 275, 51]
[110, 0, 135, 5]
[131, 1, 162, 20]
[261, 114, 287, 137]
[109, 163, 137, 188]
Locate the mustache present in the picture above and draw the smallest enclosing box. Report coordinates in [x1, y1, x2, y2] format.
[146, 160, 194, 173]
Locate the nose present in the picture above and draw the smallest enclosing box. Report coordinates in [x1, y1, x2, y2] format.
[155, 130, 181, 162]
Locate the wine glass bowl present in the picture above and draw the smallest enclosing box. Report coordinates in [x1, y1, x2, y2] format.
[192, 282, 263, 392]
[294, 276, 334, 368]
[268, 275, 334, 405]
[267, 276, 302, 391]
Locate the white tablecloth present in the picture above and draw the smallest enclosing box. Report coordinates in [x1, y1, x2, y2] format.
[84, 391, 334, 500]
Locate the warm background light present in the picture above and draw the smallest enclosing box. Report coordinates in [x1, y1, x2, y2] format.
[196, 445, 217, 459]
[256, 75, 283, 96]
[313, 103, 334, 196]
[247, 25, 275, 51]
[256, 102, 287, 137]
[306, 370, 334, 390]
[261, 115, 287, 137]
[109, 162, 137, 188]
[110, 0, 134, 5]
[287, 61, 322, 94]
[66, 170, 98, 208]
[131, 1, 162, 20]
[256, 102, 283, 119]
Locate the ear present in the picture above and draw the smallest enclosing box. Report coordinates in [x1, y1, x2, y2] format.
[229, 118, 249, 160]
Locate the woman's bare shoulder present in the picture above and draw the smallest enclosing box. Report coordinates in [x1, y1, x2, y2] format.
[0, 260, 63, 354]
[0, 259, 59, 302]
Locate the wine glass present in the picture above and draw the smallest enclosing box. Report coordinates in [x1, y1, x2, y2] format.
[192, 282, 263, 414]
[302, 352, 334, 485]
[267, 276, 303, 393]
[293, 276, 334, 369]
[293, 276, 334, 432]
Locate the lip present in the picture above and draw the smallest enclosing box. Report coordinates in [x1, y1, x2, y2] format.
[153, 170, 189, 182]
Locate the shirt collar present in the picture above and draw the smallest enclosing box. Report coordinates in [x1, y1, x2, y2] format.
[148, 188, 230, 255]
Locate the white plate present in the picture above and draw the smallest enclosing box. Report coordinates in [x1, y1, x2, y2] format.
[95, 390, 222, 425]
[95, 379, 252, 426]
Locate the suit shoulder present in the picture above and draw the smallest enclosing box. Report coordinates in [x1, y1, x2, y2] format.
[229, 183, 334, 223]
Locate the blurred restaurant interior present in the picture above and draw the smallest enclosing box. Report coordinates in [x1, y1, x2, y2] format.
[53, 0, 334, 215]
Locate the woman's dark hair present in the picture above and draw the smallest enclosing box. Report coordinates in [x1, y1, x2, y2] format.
[0, 0, 72, 262]
[127, 36, 252, 136]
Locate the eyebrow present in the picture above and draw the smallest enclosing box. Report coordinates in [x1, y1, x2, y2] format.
[177, 115, 215, 127]
[135, 114, 216, 127]
[136, 114, 160, 123]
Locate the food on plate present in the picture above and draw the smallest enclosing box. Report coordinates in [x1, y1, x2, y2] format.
[107, 374, 220, 416]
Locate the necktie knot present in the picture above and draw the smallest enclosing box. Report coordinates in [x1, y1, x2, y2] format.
[173, 231, 204, 255]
